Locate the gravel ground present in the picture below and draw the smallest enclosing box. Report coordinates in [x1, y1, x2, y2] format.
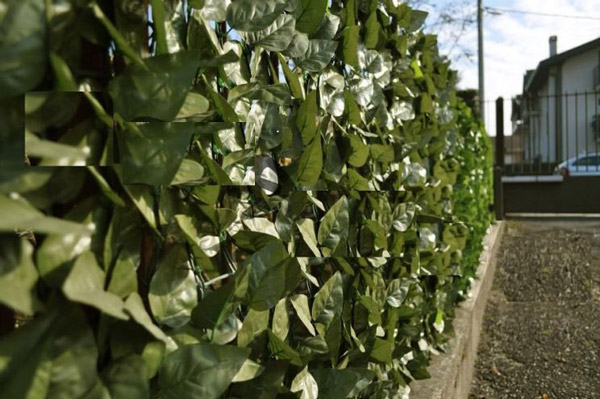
[470, 219, 600, 399]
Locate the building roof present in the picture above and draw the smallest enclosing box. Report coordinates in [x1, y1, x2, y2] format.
[524, 37, 600, 93]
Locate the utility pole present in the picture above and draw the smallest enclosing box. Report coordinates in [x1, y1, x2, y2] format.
[478, 0, 485, 121]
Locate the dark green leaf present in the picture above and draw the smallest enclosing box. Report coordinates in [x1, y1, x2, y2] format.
[158, 343, 250, 399]
[119, 122, 195, 185]
[109, 51, 200, 121]
[294, 0, 328, 35]
[317, 196, 349, 256]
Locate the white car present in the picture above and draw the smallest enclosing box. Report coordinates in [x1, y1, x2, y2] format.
[554, 153, 600, 177]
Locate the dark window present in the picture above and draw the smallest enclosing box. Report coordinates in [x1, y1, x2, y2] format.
[573, 156, 600, 166]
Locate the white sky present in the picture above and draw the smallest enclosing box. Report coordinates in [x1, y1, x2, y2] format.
[419, 0, 600, 135]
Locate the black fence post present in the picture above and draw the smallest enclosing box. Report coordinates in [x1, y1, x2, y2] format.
[494, 97, 504, 220]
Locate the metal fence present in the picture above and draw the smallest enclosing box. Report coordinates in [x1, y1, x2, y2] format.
[499, 91, 600, 176]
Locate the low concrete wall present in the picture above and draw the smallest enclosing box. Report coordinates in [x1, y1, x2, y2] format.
[503, 176, 600, 214]
[410, 221, 505, 399]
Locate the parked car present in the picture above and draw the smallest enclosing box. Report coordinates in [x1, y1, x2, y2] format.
[554, 153, 600, 177]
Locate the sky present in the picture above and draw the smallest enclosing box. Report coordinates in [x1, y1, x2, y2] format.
[417, 0, 600, 135]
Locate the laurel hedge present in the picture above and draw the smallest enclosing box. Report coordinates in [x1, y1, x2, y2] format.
[0, 0, 493, 398]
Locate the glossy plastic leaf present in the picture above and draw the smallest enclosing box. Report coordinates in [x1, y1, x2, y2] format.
[119, 122, 195, 185]
[109, 51, 200, 121]
[148, 246, 198, 328]
[272, 298, 289, 341]
[158, 343, 249, 399]
[291, 366, 319, 399]
[0, 0, 46, 98]
[311, 272, 342, 327]
[226, 0, 288, 32]
[296, 91, 318, 145]
[247, 14, 296, 52]
[317, 196, 349, 256]
[294, 0, 328, 35]
[237, 308, 269, 347]
[62, 251, 129, 320]
[296, 218, 321, 257]
[295, 136, 323, 187]
[296, 40, 338, 72]
[0, 237, 38, 315]
[290, 294, 316, 335]
[243, 240, 300, 310]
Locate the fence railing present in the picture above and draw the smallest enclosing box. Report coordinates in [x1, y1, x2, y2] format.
[499, 91, 600, 176]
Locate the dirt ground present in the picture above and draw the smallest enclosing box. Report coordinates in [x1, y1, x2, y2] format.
[470, 219, 600, 399]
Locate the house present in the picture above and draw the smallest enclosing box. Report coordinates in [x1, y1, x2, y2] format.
[512, 36, 600, 166]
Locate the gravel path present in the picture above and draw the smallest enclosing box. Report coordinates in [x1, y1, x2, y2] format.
[470, 219, 600, 399]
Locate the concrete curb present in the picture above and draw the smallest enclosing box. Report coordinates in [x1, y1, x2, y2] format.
[410, 221, 506, 399]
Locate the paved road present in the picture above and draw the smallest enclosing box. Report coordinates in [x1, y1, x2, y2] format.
[470, 219, 600, 399]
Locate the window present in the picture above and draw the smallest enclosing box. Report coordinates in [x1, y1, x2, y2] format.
[573, 156, 600, 167]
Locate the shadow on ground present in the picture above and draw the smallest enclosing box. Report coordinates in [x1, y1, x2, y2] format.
[470, 219, 600, 399]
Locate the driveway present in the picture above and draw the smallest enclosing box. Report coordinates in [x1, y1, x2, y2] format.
[470, 219, 600, 399]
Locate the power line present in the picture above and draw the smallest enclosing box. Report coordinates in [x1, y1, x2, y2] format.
[484, 6, 600, 21]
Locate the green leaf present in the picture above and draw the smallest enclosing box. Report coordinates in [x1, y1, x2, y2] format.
[342, 25, 359, 69]
[296, 91, 318, 145]
[102, 355, 149, 399]
[0, 307, 100, 399]
[370, 144, 394, 163]
[311, 272, 342, 327]
[158, 343, 250, 399]
[365, 12, 380, 49]
[294, 0, 328, 35]
[229, 360, 287, 398]
[245, 84, 292, 106]
[295, 136, 323, 188]
[291, 366, 319, 399]
[0, 195, 91, 235]
[232, 358, 265, 382]
[272, 298, 289, 341]
[296, 40, 337, 72]
[171, 159, 205, 185]
[317, 196, 349, 256]
[247, 14, 296, 52]
[290, 294, 316, 336]
[0, 237, 38, 315]
[148, 245, 198, 328]
[88, 167, 127, 207]
[191, 278, 244, 330]
[119, 122, 195, 185]
[226, 0, 288, 31]
[176, 92, 210, 119]
[150, 0, 169, 54]
[242, 240, 300, 310]
[311, 368, 375, 399]
[237, 308, 269, 347]
[267, 330, 302, 366]
[206, 84, 240, 123]
[347, 168, 370, 191]
[260, 103, 285, 149]
[109, 51, 200, 121]
[282, 31, 309, 58]
[311, 14, 340, 40]
[92, 2, 147, 68]
[296, 218, 321, 257]
[0, 0, 46, 98]
[107, 258, 138, 298]
[62, 251, 128, 320]
[347, 135, 369, 167]
[124, 292, 170, 343]
[49, 52, 77, 91]
[278, 54, 304, 100]
[344, 90, 362, 125]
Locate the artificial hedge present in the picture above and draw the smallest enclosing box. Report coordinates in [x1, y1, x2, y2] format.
[0, 0, 493, 398]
